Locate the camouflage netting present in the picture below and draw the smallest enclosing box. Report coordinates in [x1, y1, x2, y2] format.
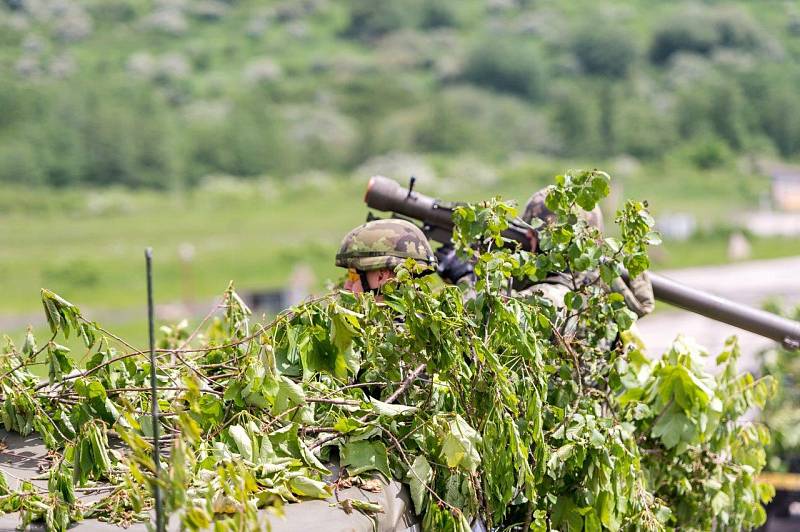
[0, 171, 775, 531]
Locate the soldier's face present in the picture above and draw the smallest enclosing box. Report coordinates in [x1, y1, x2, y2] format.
[344, 268, 395, 300]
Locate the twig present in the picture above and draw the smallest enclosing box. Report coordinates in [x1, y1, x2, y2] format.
[302, 426, 338, 435]
[305, 397, 360, 406]
[383, 429, 410, 465]
[175, 299, 225, 353]
[107, 386, 223, 398]
[0, 332, 56, 383]
[523, 502, 535, 531]
[75, 486, 117, 493]
[384, 363, 426, 405]
[551, 325, 583, 396]
[308, 432, 342, 450]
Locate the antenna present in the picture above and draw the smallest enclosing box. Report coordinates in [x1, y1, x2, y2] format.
[145, 248, 165, 532]
[406, 175, 416, 199]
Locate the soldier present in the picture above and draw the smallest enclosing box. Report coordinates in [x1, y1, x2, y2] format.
[335, 218, 437, 299]
[337, 218, 489, 532]
[519, 187, 655, 318]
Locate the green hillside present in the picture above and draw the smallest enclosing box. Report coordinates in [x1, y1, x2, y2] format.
[2, 0, 800, 188]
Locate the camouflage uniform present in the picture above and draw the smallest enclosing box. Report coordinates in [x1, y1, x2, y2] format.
[609, 272, 654, 318]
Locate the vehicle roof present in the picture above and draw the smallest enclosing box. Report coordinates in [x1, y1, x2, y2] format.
[0, 429, 419, 531]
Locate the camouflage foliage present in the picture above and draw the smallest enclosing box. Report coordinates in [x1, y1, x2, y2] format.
[335, 219, 436, 271]
[520, 186, 653, 318]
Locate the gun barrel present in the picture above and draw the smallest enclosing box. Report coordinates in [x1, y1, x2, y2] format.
[649, 271, 800, 349]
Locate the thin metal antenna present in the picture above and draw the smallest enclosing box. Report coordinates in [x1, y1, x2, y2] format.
[145, 248, 165, 532]
[406, 175, 416, 199]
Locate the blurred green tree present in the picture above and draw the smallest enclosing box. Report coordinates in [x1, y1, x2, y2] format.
[650, 14, 718, 64]
[676, 76, 749, 151]
[549, 84, 602, 157]
[571, 26, 638, 78]
[341, 0, 417, 40]
[461, 37, 544, 100]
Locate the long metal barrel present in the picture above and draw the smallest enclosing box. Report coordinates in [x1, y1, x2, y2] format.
[649, 271, 800, 349]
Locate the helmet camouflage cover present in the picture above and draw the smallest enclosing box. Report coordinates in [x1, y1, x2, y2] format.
[335, 219, 437, 272]
[522, 187, 604, 231]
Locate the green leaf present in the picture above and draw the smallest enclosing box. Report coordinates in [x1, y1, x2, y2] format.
[223, 381, 244, 406]
[658, 364, 714, 411]
[604, 237, 621, 253]
[229, 425, 253, 462]
[340, 440, 392, 478]
[22, 329, 37, 359]
[440, 415, 481, 473]
[711, 490, 730, 515]
[407, 455, 433, 515]
[138, 415, 156, 438]
[269, 423, 303, 459]
[257, 432, 277, 464]
[369, 398, 418, 417]
[272, 376, 306, 415]
[591, 173, 610, 198]
[564, 291, 583, 311]
[652, 407, 695, 449]
[79, 322, 96, 349]
[42, 294, 61, 336]
[343, 498, 383, 514]
[547, 443, 575, 477]
[552, 496, 584, 532]
[289, 476, 331, 499]
[331, 307, 358, 354]
[645, 231, 662, 245]
[599, 491, 620, 532]
[333, 417, 363, 434]
[614, 308, 636, 331]
[299, 441, 330, 474]
[199, 395, 224, 423]
[576, 189, 598, 211]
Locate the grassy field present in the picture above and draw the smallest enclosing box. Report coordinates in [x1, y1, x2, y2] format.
[2, 159, 798, 355]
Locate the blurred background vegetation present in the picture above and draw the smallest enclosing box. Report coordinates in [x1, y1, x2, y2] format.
[2, 0, 800, 338]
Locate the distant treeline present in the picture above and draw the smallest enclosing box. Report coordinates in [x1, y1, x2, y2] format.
[1, 0, 799, 188]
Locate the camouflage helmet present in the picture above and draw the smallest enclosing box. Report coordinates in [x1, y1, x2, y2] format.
[335, 219, 437, 272]
[522, 187, 604, 232]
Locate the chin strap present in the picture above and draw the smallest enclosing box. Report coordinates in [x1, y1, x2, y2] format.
[358, 270, 381, 295]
